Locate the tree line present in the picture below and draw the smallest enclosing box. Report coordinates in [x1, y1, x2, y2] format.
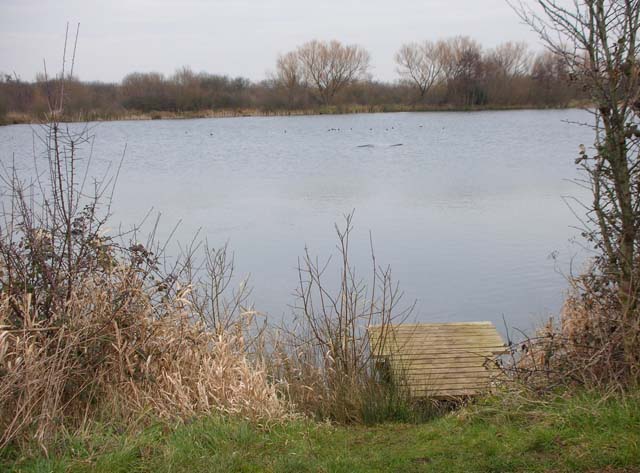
[0, 35, 582, 123]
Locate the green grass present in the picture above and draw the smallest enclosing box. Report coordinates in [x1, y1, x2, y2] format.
[3, 391, 639, 473]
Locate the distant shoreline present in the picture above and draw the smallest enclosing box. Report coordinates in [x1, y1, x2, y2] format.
[0, 102, 588, 126]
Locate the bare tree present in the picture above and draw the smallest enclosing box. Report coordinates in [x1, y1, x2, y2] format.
[530, 50, 573, 104]
[275, 213, 414, 422]
[486, 41, 532, 78]
[438, 36, 483, 82]
[438, 36, 486, 105]
[395, 41, 444, 102]
[483, 41, 533, 105]
[531, 50, 568, 82]
[293, 40, 371, 105]
[275, 51, 304, 108]
[513, 0, 640, 376]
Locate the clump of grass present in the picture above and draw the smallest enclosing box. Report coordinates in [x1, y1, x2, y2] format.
[0, 273, 286, 449]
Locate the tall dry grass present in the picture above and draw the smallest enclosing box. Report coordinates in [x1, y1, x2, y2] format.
[0, 266, 286, 450]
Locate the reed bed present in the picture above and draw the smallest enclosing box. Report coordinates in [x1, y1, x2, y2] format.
[0, 260, 288, 451]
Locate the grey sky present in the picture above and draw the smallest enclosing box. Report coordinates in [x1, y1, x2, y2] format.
[1, 0, 542, 83]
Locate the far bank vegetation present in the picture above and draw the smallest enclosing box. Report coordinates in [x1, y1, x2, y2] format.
[0, 36, 581, 125]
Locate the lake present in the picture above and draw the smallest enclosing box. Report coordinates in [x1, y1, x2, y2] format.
[0, 110, 594, 334]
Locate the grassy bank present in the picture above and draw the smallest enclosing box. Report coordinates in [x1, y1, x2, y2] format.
[0, 101, 589, 126]
[3, 391, 638, 473]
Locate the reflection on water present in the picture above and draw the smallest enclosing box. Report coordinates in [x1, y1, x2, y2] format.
[0, 110, 594, 333]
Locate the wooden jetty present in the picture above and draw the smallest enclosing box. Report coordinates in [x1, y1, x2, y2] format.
[367, 322, 506, 398]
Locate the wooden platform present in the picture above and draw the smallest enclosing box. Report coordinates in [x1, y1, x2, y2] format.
[367, 322, 506, 398]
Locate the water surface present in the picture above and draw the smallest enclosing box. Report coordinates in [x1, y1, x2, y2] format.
[0, 110, 594, 334]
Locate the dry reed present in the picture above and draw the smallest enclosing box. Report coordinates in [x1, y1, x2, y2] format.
[0, 262, 288, 450]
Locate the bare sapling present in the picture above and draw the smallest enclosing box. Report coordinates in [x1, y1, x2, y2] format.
[269, 213, 415, 422]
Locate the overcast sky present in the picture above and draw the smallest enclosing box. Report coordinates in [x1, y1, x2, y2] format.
[1, 0, 543, 83]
